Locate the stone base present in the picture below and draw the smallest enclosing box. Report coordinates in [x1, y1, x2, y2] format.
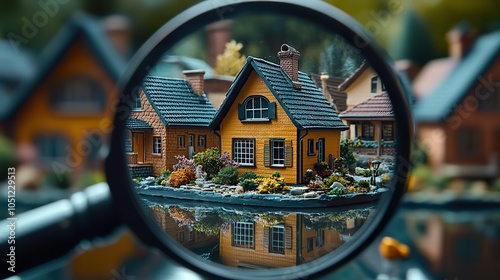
[129, 164, 153, 178]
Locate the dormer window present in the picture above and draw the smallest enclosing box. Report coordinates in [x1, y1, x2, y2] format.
[238, 96, 276, 122]
[131, 91, 142, 111]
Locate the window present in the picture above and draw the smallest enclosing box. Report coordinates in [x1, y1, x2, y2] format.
[131, 91, 142, 111]
[271, 139, 285, 167]
[317, 138, 325, 163]
[51, 76, 106, 113]
[238, 96, 276, 121]
[153, 137, 161, 154]
[125, 131, 132, 153]
[307, 237, 314, 252]
[371, 76, 378, 93]
[307, 139, 315, 156]
[269, 226, 285, 254]
[232, 222, 254, 249]
[382, 122, 394, 141]
[233, 138, 255, 166]
[188, 229, 194, 241]
[381, 79, 386, 92]
[179, 231, 185, 243]
[35, 134, 69, 163]
[177, 135, 185, 148]
[198, 135, 206, 149]
[188, 134, 195, 148]
[362, 123, 374, 140]
[316, 229, 325, 247]
[457, 127, 482, 157]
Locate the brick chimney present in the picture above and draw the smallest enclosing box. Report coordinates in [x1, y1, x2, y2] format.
[102, 15, 132, 59]
[320, 72, 333, 104]
[205, 20, 232, 68]
[446, 22, 477, 59]
[278, 44, 301, 90]
[183, 70, 205, 96]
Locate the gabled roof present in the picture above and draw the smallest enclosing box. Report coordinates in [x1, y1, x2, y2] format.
[211, 56, 348, 130]
[414, 31, 500, 122]
[339, 92, 394, 120]
[1, 12, 126, 121]
[310, 73, 347, 113]
[142, 76, 216, 127]
[338, 60, 369, 91]
[126, 118, 153, 130]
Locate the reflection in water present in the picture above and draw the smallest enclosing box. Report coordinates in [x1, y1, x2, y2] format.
[144, 197, 374, 268]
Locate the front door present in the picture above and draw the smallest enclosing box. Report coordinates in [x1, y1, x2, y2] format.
[133, 132, 145, 163]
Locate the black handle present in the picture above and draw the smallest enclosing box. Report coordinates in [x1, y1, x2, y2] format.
[0, 183, 122, 278]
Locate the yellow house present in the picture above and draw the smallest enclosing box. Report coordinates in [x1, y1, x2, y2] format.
[211, 45, 348, 184]
[339, 61, 386, 109]
[0, 13, 124, 187]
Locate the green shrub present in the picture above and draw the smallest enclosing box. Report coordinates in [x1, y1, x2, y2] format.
[324, 175, 350, 188]
[340, 140, 356, 171]
[355, 167, 372, 177]
[380, 173, 392, 187]
[193, 148, 222, 179]
[328, 187, 345, 196]
[258, 175, 289, 194]
[272, 171, 281, 178]
[240, 179, 260, 192]
[213, 166, 239, 185]
[240, 171, 258, 182]
[313, 161, 329, 172]
[356, 180, 370, 189]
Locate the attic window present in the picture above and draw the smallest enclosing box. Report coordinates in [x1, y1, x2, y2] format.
[238, 96, 276, 122]
[51, 76, 106, 114]
[131, 91, 142, 111]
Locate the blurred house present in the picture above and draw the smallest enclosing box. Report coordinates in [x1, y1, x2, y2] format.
[339, 92, 396, 157]
[127, 70, 218, 177]
[310, 72, 347, 113]
[414, 30, 500, 178]
[211, 45, 348, 184]
[0, 13, 126, 188]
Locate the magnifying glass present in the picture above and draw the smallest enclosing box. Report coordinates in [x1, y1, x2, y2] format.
[107, 0, 412, 279]
[0, 1, 412, 279]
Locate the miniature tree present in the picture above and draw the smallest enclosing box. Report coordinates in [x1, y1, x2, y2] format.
[214, 40, 247, 76]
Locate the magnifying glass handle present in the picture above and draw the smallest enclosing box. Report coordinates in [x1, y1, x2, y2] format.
[0, 183, 121, 278]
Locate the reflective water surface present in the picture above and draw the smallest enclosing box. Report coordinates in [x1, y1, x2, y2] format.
[143, 197, 375, 268]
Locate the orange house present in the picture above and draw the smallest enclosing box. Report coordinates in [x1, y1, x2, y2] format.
[211, 45, 348, 184]
[127, 70, 218, 177]
[0, 13, 124, 187]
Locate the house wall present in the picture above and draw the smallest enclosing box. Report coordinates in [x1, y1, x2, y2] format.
[219, 215, 297, 268]
[130, 90, 219, 176]
[300, 222, 342, 263]
[301, 130, 341, 172]
[417, 124, 446, 171]
[13, 36, 117, 173]
[220, 71, 298, 182]
[345, 67, 384, 109]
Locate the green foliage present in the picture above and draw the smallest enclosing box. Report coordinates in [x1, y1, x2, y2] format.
[240, 171, 258, 181]
[258, 175, 289, 194]
[355, 167, 372, 177]
[356, 180, 370, 189]
[156, 169, 171, 185]
[0, 136, 15, 176]
[324, 175, 350, 188]
[328, 187, 346, 196]
[213, 166, 239, 185]
[380, 173, 393, 187]
[193, 148, 222, 179]
[313, 161, 329, 172]
[272, 171, 281, 178]
[307, 177, 326, 189]
[214, 40, 247, 76]
[340, 140, 356, 171]
[239, 179, 260, 192]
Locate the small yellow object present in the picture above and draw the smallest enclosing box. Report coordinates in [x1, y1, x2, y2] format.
[379, 236, 410, 260]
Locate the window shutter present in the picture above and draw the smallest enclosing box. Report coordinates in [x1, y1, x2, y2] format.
[263, 227, 269, 248]
[285, 226, 292, 249]
[285, 140, 293, 167]
[264, 142, 270, 167]
[268, 102, 276, 119]
[238, 103, 245, 120]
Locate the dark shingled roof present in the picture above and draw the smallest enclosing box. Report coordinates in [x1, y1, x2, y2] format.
[414, 31, 500, 122]
[212, 57, 348, 130]
[310, 73, 347, 113]
[338, 60, 369, 91]
[339, 92, 394, 119]
[126, 118, 153, 130]
[142, 76, 217, 127]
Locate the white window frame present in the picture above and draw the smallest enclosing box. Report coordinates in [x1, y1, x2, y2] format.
[245, 96, 269, 120]
[233, 138, 255, 166]
[271, 139, 285, 167]
[131, 91, 142, 111]
[153, 137, 162, 154]
[198, 135, 206, 149]
[232, 222, 254, 249]
[269, 225, 285, 254]
[177, 135, 185, 148]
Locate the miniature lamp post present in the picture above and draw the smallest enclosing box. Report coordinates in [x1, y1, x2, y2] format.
[370, 160, 381, 187]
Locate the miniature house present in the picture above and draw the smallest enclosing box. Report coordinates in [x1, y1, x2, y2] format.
[127, 70, 218, 177]
[339, 92, 396, 157]
[0, 13, 124, 186]
[211, 44, 348, 184]
[414, 31, 500, 178]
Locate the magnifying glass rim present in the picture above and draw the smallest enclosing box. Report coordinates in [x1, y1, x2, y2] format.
[105, 0, 413, 279]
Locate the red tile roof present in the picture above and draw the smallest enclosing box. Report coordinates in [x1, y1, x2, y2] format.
[339, 92, 394, 119]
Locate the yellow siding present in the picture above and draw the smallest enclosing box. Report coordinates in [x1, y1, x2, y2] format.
[345, 67, 383, 108]
[219, 215, 297, 268]
[220, 71, 298, 182]
[301, 130, 341, 173]
[13, 36, 117, 173]
[300, 222, 342, 263]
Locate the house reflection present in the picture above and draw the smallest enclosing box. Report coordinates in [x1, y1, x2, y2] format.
[146, 199, 373, 268]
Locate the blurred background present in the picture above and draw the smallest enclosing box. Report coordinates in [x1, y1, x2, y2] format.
[1, 0, 500, 279]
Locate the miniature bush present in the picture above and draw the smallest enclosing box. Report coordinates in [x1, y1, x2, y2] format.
[156, 169, 172, 185]
[213, 166, 239, 185]
[240, 171, 258, 181]
[272, 171, 281, 178]
[258, 175, 289, 194]
[307, 177, 326, 189]
[239, 179, 260, 192]
[193, 148, 222, 179]
[328, 187, 346, 196]
[340, 140, 356, 171]
[380, 173, 393, 187]
[356, 180, 370, 189]
[324, 175, 350, 188]
[313, 161, 329, 172]
[221, 152, 240, 168]
[355, 167, 372, 177]
[169, 167, 196, 188]
[173, 155, 196, 172]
